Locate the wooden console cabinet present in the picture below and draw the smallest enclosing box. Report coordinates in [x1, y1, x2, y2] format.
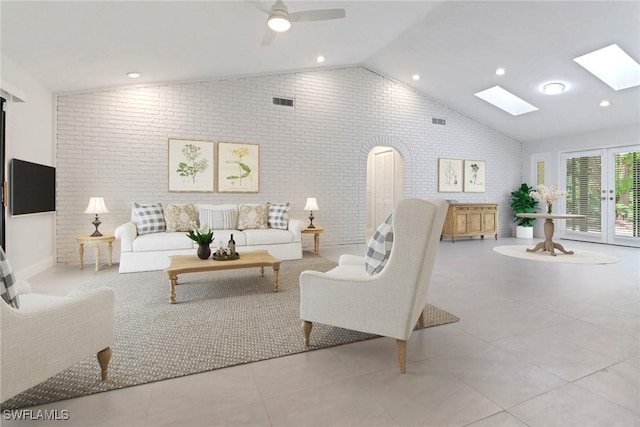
[441, 203, 498, 242]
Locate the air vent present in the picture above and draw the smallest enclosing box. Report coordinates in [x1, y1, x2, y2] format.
[432, 118, 446, 125]
[272, 97, 294, 107]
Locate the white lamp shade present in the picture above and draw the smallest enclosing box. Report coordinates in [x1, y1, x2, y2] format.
[304, 197, 319, 211]
[84, 197, 109, 214]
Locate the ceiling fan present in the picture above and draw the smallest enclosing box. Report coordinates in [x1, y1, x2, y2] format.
[249, 0, 346, 46]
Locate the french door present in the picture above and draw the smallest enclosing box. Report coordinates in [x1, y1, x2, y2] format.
[560, 146, 640, 247]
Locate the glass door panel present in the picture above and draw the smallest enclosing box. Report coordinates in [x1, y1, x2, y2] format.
[563, 151, 604, 242]
[610, 148, 640, 246]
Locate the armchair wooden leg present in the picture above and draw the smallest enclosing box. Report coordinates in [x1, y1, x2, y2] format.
[301, 321, 313, 347]
[97, 347, 112, 381]
[396, 340, 407, 374]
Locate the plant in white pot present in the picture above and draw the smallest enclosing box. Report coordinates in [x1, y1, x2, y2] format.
[510, 183, 539, 238]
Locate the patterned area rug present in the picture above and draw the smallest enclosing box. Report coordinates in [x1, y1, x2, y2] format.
[2, 253, 458, 410]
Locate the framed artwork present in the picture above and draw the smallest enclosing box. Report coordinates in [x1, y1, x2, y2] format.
[463, 160, 486, 192]
[168, 138, 214, 192]
[438, 158, 463, 192]
[217, 142, 260, 193]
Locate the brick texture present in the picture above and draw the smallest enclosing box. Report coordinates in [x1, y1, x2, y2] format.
[56, 66, 522, 265]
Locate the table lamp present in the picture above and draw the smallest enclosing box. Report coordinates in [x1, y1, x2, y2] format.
[303, 197, 319, 228]
[84, 197, 109, 237]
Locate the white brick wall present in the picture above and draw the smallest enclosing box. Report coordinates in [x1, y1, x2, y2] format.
[56, 66, 522, 265]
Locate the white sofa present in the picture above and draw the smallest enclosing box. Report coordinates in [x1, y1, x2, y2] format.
[115, 203, 303, 273]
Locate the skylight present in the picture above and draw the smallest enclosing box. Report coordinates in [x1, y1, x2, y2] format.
[573, 44, 640, 91]
[474, 86, 538, 116]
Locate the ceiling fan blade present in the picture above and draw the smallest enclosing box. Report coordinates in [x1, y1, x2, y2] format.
[289, 9, 346, 22]
[246, 0, 271, 15]
[261, 29, 278, 46]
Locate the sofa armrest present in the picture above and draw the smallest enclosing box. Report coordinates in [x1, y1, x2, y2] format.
[16, 280, 32, 295]
[288, 218, 304, 242]
[115, 221, 137, 252]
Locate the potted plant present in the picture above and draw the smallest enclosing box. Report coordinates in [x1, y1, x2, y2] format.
[186, 223, 214, 259]
[510, 183, 539, 238]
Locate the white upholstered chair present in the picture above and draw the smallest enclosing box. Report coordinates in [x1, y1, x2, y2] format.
[1, 281, 114, 402]
[299, 198, 448, 373]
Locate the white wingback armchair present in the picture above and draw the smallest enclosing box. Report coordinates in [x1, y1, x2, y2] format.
[299, 198, 448, 373]
[1, 281, 114, 402]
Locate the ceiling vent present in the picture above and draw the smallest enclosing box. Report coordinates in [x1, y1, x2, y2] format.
[272, 97, 294, 107]
[432, 118, 446, 125]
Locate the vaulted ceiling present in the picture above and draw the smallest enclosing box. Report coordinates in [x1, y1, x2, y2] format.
[2, 1, 639, 142]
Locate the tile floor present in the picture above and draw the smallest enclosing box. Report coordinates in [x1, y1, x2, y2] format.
[3, 237, 639, 427]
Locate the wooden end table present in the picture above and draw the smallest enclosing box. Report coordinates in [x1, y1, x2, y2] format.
[302, 226, 324, 254]
[515, 213, 586, 256]
[164, 250, 282, 304]
[76, 234, 115, 271]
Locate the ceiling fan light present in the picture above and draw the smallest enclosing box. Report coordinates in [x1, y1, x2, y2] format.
[268, 13, 291, 32]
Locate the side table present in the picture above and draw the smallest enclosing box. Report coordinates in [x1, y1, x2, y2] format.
[302, 226, 324, 255]
[76, 234, 115, 271]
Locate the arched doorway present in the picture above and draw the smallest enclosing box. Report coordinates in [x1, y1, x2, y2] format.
[366, 146, 404, 238]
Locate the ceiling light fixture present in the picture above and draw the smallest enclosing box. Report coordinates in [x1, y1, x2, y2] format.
[574, 44, 640, 91]
[600, 100, 611, 107]
[267, 2, 292, 32]
[542, 82, 565, 95]
[412, 74, 420, 81]
[316, 55, 325, 63]
[474, 85, 538, 116]
[495, 68, 505, 76]
[127, 72, 141, 79]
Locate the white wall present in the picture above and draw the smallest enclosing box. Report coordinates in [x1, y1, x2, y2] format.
[1, 54, 55, 279]
[55, 66, 523, 265]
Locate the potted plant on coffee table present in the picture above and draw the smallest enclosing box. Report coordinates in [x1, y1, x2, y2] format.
[510, 183, 539, 238]
[186, 223, 214, 259]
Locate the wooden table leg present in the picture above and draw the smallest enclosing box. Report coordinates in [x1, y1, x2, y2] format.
[94, 245, 100, 272]
[260, 266, 265, 277]
[169, 275, 177, 304]
[273, 265, 280, 292]
[79, 243, 84, 270]
[526, 219, 574, 256]
[108, 242, 113, 267]
[314, 233, 320, 254]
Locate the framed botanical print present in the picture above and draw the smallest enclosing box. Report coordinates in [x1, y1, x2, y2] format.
[463, 160, 486, 192]
[217, 142, 260, 193]
[168, 138, 215, 192]
[438, 158, 463, 192]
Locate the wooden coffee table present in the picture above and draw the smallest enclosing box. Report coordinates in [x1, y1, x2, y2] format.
[164, 250, 282, 304]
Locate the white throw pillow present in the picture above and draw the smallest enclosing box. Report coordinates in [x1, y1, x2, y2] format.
[364, 213, 393, 275]
[199, 207, 238, 230]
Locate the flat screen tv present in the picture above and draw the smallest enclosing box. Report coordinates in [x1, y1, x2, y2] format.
[10, 158, 56, 215]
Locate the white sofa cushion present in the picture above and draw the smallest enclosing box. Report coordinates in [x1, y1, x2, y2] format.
[210, 230, 247, 246]
[133, 232, 194, 252]
[244, 229, 294, 245]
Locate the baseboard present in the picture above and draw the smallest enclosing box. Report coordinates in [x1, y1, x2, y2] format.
[14, 256, 55, 281]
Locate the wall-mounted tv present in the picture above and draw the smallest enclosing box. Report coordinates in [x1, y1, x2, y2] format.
[10, 158, 56, 215]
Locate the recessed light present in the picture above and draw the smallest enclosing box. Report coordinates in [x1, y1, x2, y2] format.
[316, 55, 325, 63]
[495, 68, 505, 76]
[600, 100, 611, 107]
[127, 72, 141, 79]
[474, 85, 538, 116]
[574, 44, 640, 91]
[412, 74, 420, 81]
[542, 82, 565, 95]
